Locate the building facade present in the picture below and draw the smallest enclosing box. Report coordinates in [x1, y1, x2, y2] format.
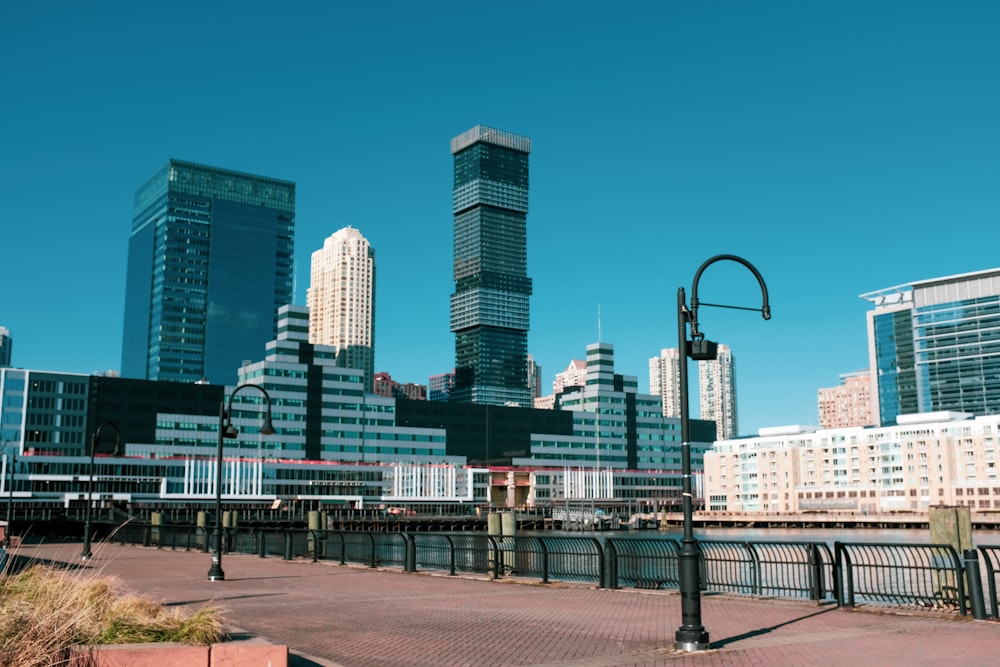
[699, 343, 737, 439]
[121, 159, 295, 385]
[553, 359, 587, 396]
[649, 348, 681, 418]
[818, 370, 876, 429]
[704, 412, 1000, 515]
[373, 372, 427, 401]
[527, 354, 542, 400]
[306, 226, 376, 391]
[513, 343, 716, 476]
[449, 125, 532, 407]
[862, 268, 1000, 426]
[428, 370, 455, 402]
[0, 327, 11, 368]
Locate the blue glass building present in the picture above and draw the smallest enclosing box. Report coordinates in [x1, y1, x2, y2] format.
[863, 268, 1000, 425]
[121, 160, 295, 385]
[449, 126, 532, 407]
[0, 327, 11, 368]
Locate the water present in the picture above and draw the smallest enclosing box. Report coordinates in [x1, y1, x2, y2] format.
[523, 526, 1000, 548]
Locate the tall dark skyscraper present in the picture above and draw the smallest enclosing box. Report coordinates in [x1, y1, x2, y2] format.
[121, 159, 295, 385]
[449, 125, 532, 407]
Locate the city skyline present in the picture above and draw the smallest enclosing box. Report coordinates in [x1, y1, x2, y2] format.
[3, 3, 999, 434]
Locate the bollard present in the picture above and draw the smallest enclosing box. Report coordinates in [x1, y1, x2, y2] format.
[151, 512, 162, 548]
[964, 549, 988, 620]
[197, 512, 208, 552]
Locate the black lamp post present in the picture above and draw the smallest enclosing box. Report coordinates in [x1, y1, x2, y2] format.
[82, 422, 121, 560]
[208, 383, 276, 582]
[675, 254, 770, 652]
[4, 443, 15, 548]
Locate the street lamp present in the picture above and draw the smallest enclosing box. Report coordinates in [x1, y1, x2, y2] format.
[675, 254, 770, 652]
[208, 383, 276, 582]
[82, 422, 121, 560]
[4, 442, 16, 548]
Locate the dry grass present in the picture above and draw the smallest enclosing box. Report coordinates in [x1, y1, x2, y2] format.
[0, 563, 226, 667]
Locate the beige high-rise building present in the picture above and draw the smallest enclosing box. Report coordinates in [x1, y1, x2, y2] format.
[699, 343, 737, 440]
[649, 348, 681, 418]
[553, 359, 587, 395]
[307, 226, 376, 390]
[818, 370, 876, 429]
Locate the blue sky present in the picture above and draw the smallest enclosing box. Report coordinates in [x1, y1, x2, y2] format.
[2, 2, 999, 434]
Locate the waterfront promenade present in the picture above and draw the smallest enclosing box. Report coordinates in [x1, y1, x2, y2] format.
[11, 541, 1000, 666]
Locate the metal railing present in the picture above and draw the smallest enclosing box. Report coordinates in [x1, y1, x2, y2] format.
[701, 540, 833, 600]
[835, 542, 966, 613]
[976, 545, 1000, 618]
[103, 523, 998, 618]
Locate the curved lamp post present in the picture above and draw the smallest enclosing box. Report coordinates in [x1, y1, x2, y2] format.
[675, 254, 770, 652]
[4, 442, 16, 548]
[208, 383, 276, 582]
[82, 422, 121, 560]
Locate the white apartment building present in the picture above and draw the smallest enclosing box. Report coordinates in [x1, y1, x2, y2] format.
[306, 226, 376, 390]
[553, 359, 587, 395]
[649, 348, 680, 418]
[699, 343, 737, 440]
[704, 411, 1000, 515]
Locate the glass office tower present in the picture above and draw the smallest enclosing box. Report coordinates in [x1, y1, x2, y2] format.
[121, 160, 295, 385]
[449, 126, 532, 407]
[863, 268, 1000, 425]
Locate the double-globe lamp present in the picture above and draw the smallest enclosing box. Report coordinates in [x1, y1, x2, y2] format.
[208, 384, 276, 582]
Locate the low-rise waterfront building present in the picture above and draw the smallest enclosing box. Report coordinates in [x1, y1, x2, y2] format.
[704, 411, 1000, 515]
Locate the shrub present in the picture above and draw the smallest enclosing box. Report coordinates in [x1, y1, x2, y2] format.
[0, 564, 226, 667]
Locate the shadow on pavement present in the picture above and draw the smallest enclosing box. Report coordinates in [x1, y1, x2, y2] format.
[711, 606, 839, 648]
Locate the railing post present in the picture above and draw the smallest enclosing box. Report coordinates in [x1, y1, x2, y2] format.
[283, 530, 293, 560]
[745, 543, 761, 597]
[405, 533, 416, 573]
[258, 529, 267, 558]
[964, 549, 987, 620]
[594, 538, 606, 589]
[834, 542, 852, 607]
[447, 535, 456, 576]
[490, 536, 502, 580]
[809, 543, 824, 601]
[369, 533, 377, 568]
[606, 539, 619, 590]
[540, 539, 549, 584]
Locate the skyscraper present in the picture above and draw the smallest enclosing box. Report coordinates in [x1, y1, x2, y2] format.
[449, 125, 532, 407]
[306, 226, 376, 390]
[862, 267, 1000, 425]
[0, 327, 11, 368]
[121, 159, 295, 385]
[527, 354, 542, 400]
[699, 343, 737, 439]
[649, 348, 681, 418]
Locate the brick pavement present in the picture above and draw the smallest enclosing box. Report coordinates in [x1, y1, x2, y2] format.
[11, 540, 1000, 666]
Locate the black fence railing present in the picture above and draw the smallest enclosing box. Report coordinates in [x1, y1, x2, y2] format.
[104, 523, 997, 619]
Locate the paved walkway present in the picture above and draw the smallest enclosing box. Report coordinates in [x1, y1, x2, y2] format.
[10, 540, 1000, 666]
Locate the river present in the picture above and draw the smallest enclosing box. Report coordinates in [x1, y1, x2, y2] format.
[525, 526, 1000, 547]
